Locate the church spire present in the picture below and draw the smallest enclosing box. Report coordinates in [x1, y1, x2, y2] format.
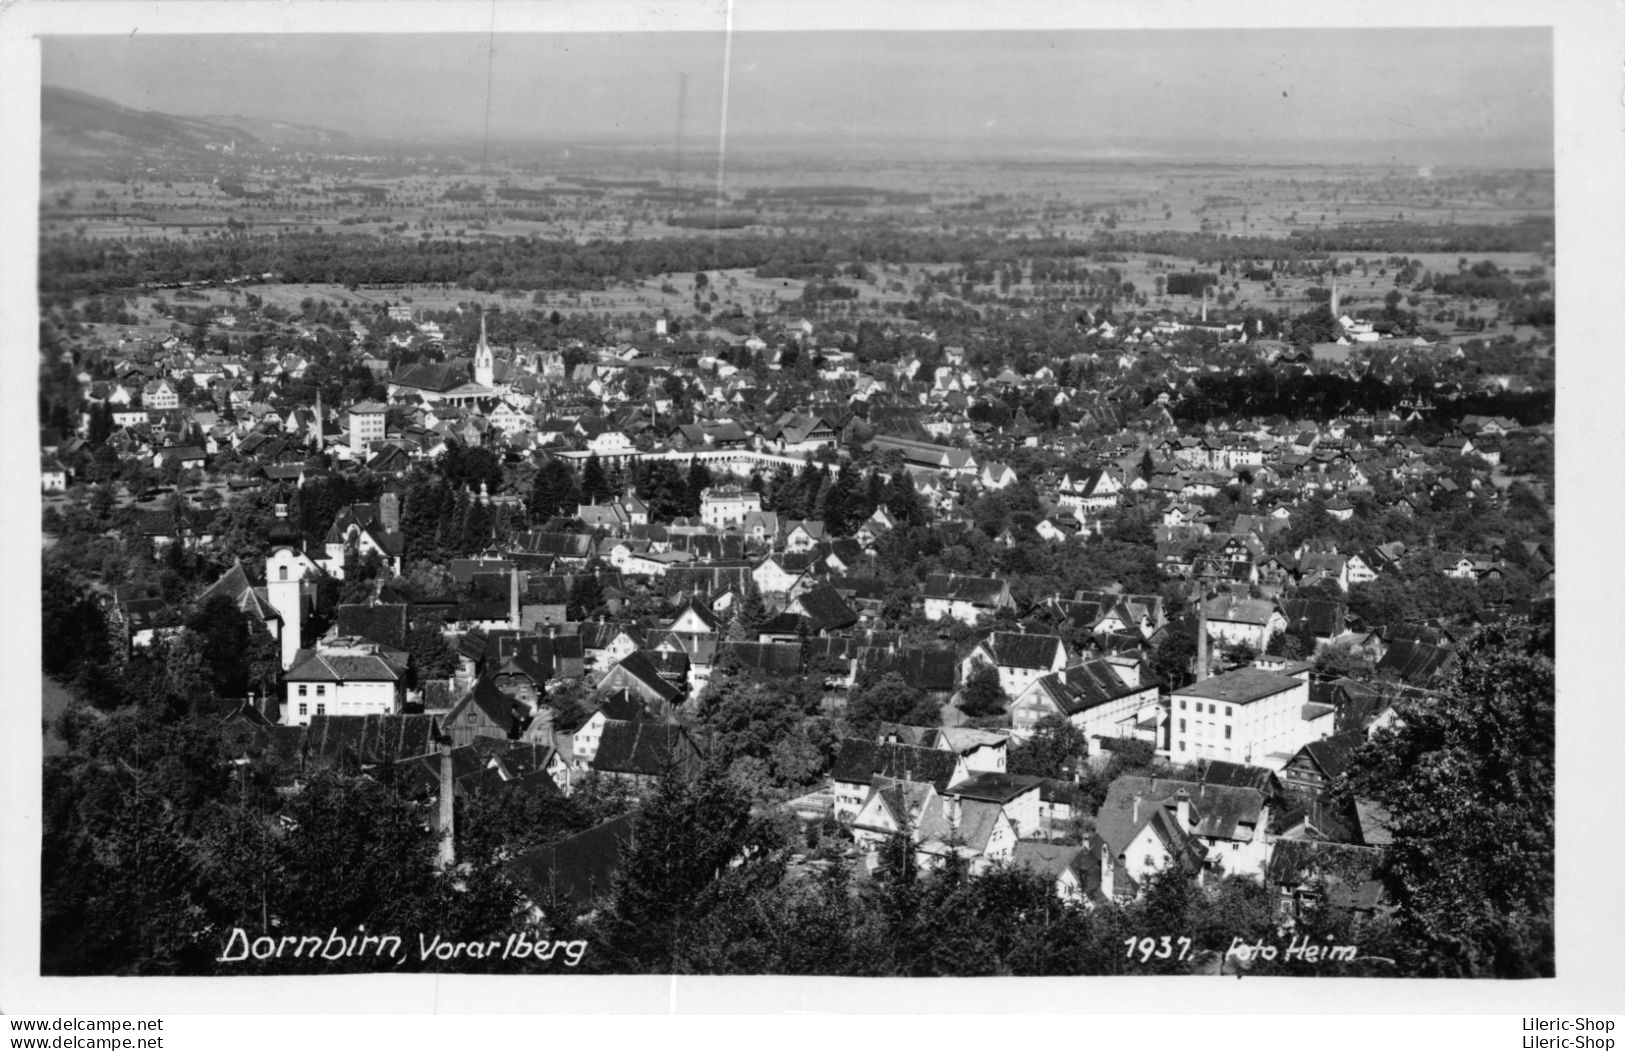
[474, 310, 494, 387]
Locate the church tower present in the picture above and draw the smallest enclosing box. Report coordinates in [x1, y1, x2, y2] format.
[474, 312, 495, 388]
[266, 500, 308, 673]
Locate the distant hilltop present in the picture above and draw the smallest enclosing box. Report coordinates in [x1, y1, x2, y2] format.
[41, 85, 350, 166]
[197, 112, 353, 149]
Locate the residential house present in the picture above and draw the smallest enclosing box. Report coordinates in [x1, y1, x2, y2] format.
[282, 642, 408, 727]
[1278, 732, 1365, 801]
[1096, 774, 1275, 882]
[1201, 594, 1287, 653]
[588, 720, 705, 789]
[829, 739, 966, 821]
[921, 573, 1016, 624]
[1009, 659, 1162, 751]
[959, 631, 1069, 699]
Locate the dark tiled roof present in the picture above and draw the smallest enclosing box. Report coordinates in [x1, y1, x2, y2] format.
[1298, 732, 1365, 781]
[892, 647, 957, 693]
[830, 739, 958, 793]
[981, 631, 1064, 670]
[1196, 759, 1280, 795]
[391, 362, 468, 393]
[791, 586, 859, 632]
[1375, 637, 1454, 685]
[336, 603, 410, 651]
[946, 772, 1046, 804]
[1282, 598, 1345, 638]
[1098, 775, 1266, 848]
[506, 813, 636, 911]
[923, 573, 1008, 605]
[717, 641, 804, 677]
[1028, 659, 1145, 717]
[1011, 840, 1086, 882]
[304, 713, 445, 768]
[284, 648, 407, 683]
[600, 651, 682, 703]
[591, 720, 696, 777]
[1175, 668, 1301, 706]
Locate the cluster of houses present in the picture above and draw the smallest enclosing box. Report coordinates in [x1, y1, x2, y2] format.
[156, 475, 1416, 928]
[50, 300, 1550, 933]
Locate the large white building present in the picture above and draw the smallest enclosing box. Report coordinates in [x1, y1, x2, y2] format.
[699, 486, 763, 529]
[347, 400, 388, 456]
[1169, 668, 1330, 765]
[282, 641, 407, 727]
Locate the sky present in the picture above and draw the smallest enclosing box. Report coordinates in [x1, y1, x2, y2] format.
[41, 27, 1553, 164]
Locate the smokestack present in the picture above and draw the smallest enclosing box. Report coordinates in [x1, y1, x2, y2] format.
[1175, 788, 1191, 830]
[1330, 275, 1339, 321]
[313, 389, 322, 453]
[1201, 286, 1208, 324]
[1194, 584, 1209, 683]
[437, 743, 456, 870]
[509, 567, 522, 630]
[1100, 842, 1114, 900]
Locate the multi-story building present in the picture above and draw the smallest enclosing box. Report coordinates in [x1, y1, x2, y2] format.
[347, 400, 388, 456]
[699, 485, 763, 529]
[1169, 668, 1331, 765]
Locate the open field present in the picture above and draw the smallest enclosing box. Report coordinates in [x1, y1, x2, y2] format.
[42, 156, 1553, 337]
[41, 160, 1552, 247]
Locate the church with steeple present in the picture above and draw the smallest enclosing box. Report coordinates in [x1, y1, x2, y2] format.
[385, 311, 509, 405]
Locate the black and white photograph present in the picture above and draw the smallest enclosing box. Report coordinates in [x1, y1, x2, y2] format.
[3, 0, 1620, 1026]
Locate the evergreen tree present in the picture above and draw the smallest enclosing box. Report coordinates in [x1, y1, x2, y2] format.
[460, 495, 494, 555]
[596, 764, 771, 972]
[567, 568, 604, 621]
[580, 454, 609, 505]
[185, 594, 254, 697]
[684, 461, 713, 518]
[550, 460, 582, 520]
[885, 469, 924, 526]
[959, 661, 1009, 717]
[729, 577, 767, 640]
[819, 466, 859, 537]
[527, 463, 559, 522]
[861, 469, 885, 524]
[405, 620, 459, 686]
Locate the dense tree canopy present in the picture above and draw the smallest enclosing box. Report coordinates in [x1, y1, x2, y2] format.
[1340, 617, 1554, 977]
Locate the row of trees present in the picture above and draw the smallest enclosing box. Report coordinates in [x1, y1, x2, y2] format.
[42, 214, 1555, 300]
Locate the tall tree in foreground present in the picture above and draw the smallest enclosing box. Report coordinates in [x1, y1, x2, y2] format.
[593, 763, 779, 973]
[1342, 617, 1554, 977]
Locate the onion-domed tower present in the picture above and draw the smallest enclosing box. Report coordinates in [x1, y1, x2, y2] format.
[266, 497, 308, 671]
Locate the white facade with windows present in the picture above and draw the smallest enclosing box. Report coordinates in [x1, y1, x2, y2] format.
[700, 487, 763, 529]
[1170, 669, 1315, 764]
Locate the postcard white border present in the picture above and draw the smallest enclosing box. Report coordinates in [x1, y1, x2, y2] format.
[2, 0, 1619, 1022]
